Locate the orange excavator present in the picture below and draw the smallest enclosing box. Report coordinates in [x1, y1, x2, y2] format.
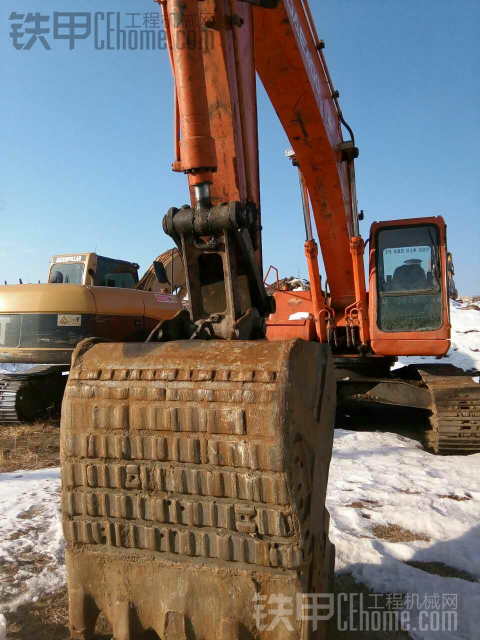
[60, 2, 478, 638]
[265, 146, 480, 455]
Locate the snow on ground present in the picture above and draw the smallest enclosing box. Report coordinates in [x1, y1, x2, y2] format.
[289, 311, 312, 320]
[327, 430, 480, 639]
[0, 364, 37, 375]
[0, 469, 64, 612]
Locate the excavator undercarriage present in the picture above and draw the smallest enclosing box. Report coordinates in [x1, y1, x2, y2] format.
[336, 362, 480, 455]
[0, 365, 69, 423]
[417, 364, 480, 454]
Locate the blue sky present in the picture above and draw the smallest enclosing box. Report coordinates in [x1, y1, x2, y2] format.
[1, 0, 479, 294]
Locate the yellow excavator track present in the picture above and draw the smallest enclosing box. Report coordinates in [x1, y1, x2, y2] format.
[0, 365, 69, 423]
[61, 337, 335, 639]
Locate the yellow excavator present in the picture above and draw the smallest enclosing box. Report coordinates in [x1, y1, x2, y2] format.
[0, 249, 185, 422]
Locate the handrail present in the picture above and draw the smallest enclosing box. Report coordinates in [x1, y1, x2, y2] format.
[263, 265, 280, 289]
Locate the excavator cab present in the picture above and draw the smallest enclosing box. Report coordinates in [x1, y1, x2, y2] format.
[48, 253, 139, 287]
[369, 216, 450, 356]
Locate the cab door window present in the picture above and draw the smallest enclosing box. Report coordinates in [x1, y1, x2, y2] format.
[376, 225, 443, 332]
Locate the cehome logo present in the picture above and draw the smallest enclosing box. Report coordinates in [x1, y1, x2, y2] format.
[55, 255, 86, 263]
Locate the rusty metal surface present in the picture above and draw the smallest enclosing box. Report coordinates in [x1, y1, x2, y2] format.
[61, 338, 336, 639]
[417, 365, 480, 455]
[162, 200, 271, 341]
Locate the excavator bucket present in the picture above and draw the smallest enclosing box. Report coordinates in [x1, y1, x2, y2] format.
[61, 337, 336, 639]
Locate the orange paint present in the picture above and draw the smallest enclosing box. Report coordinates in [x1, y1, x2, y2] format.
[162, 0, 450, 358]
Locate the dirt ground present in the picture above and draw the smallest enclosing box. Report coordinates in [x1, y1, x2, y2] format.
[0, 422, 60, 473]
[6, 589, 112, 640]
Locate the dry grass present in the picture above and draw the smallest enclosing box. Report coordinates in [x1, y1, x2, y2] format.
[0, 422, 60, 473]
[5, 589, 113, 640]
[0, 551, 56, 610]
[17, 504, 46, 519]
[5, 588, 129, 640]
[348, 500, 380, 509]
[373, 524, 431, 543]
[3, 550, 52, 578]
[6, 590, 70, 639]
[439, 494, 472, 502]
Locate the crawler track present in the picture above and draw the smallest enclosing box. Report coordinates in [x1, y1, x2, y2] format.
[417, 365, 480, 454]
[0, 365, 69, 423]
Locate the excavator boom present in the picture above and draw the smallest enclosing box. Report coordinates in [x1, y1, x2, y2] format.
[255, 1, 357, 309]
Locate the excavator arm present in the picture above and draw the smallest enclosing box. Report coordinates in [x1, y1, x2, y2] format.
[156, 0, 361, 343]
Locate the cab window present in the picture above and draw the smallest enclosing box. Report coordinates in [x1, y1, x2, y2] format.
[375, 224, 443, 332]
[95, 257, 137, 288]
[49, 263, 85, 284]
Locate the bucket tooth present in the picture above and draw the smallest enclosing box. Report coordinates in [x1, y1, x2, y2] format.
[220, 617, 241, 639]
[61, 338, 336, 639]
[113, 601, 131, 640]
[68, 586, 96, 640]
[164, 611, 187, 639]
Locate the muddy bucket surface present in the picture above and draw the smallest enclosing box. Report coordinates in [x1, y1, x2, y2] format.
[61, 338, 336, 639]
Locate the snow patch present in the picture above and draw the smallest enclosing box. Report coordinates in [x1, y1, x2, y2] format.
[327, 430, 480, 640]
[288, 312, 312, 320]
[0, 468, 64, 612]
[0, 364, 37, 375]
